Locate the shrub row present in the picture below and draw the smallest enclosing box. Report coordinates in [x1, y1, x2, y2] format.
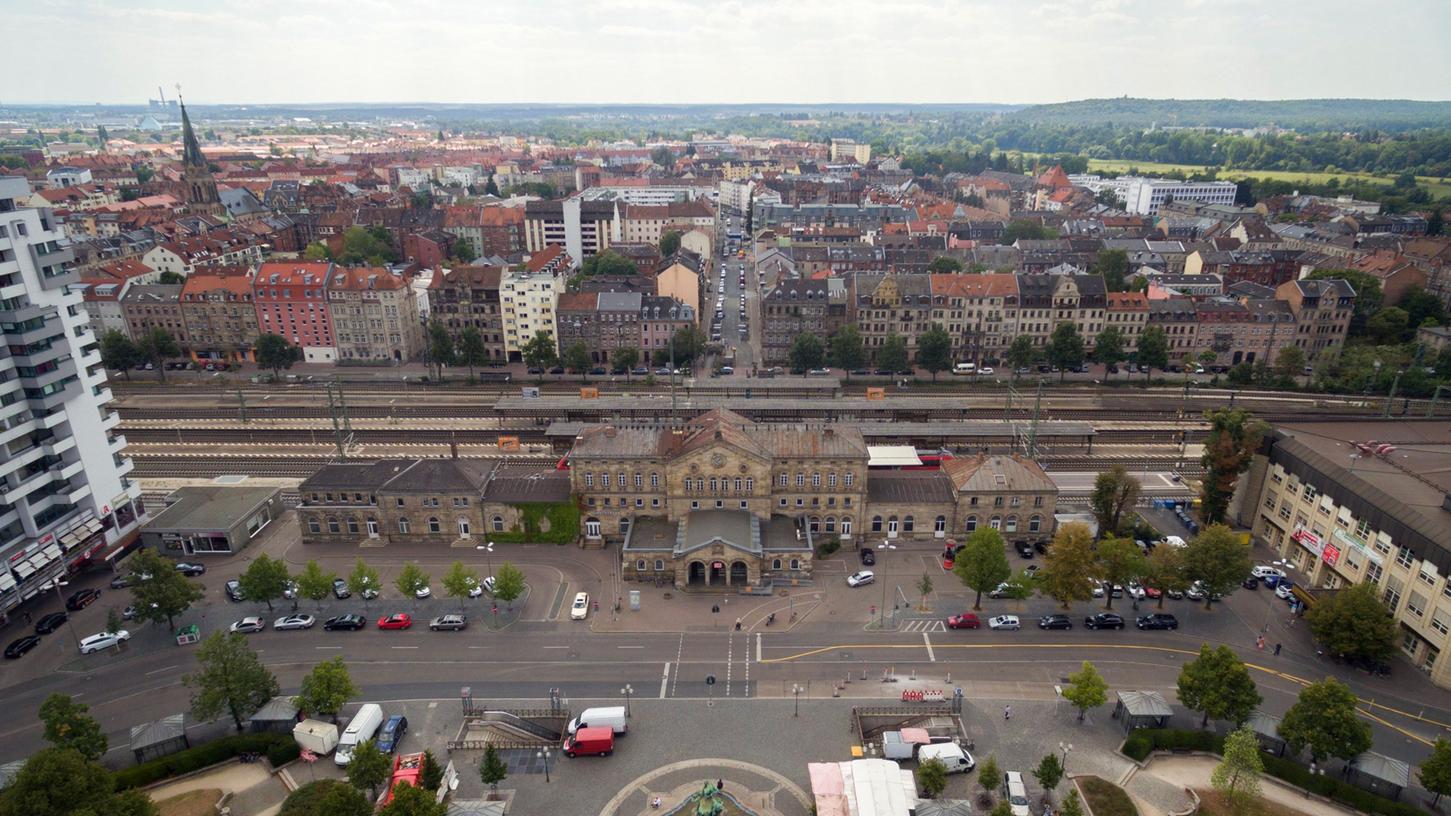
[113, 732, 299, 791]
[1122, 729, 1425, 816]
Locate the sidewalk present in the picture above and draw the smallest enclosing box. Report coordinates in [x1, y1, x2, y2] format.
[1129, 754, 1362, 816]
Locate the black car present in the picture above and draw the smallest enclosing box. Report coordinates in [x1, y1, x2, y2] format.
[174, 562, 206, 576]
[1014, 542, 1034, 559]
[1242, 576, 1260, 590]
[1136, 613, 1178, 630]
[548, 366, 564, 375]
[225, 580, 245, 602]
[109, 574, 134, 589]
[4, 635, 40, 659]
[859, 548, 876, 566]
[588, 367, 607, 376]
[34, 611, 68, 634]
[65, 588, 101, 611]
[332, 578, 352, 599]
[872, 368, 894, 376]
[1038, 614, 1073, 630]
[1084, 613, 1125, 630]
[1034, 541, 1049, 555]
[323, 614, 366, 631]
[526, 367, 544, 375]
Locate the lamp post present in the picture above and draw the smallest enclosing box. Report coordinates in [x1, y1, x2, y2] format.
[537, 747, 551, 783]
[476, 541, 495, 582]
[792, 684, 803, 717]
[621, 684, 633, 718]
[877, 541, 896, 629]
[1059, 740, 1073, 769]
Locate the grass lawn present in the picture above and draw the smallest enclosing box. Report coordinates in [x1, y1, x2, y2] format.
[1193, 788, 1317, 816]
[1083, 158, 1451, 199]
[154, 789, 223, 816]
[1077, 776, 1139, 816]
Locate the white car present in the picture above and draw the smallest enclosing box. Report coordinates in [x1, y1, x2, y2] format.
[846, 570, 875, 587]
[273, 614, 316, 631]
[465, 578, 484, 598]
[1126, 582, 1147, 600]
[988, 615, 1021, 630]
[977, 367, 995, 376]
[1251, 565, 1286, 579]
[415, 585, 432, 599]
[1275, 582, 1296, 600]
[230, 616, 266, 633]
[78, 630, 130, 654]
[570, 592, 590, 620]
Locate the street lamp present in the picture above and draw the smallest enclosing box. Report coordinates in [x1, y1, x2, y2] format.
[476, 541, 495, 581]
[621, 684, 633, 718]
[537, 747, 552, 783]
[792, 684, 803, 717]
[1059, 741, 1073, 768]
[877, 541, 896, 629]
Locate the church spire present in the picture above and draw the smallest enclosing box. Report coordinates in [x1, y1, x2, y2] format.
[174, 89, 224, 217]
[180, 98, 206, 168]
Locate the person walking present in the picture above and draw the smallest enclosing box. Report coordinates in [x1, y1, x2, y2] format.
[1003, 705, 1012, 720]
[1274, 642, 1282, 656]
[717, 779, 724, 792]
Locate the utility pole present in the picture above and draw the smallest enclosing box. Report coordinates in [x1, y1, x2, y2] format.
[1384, 370, 1404, 418]
[1430, 385, 1451, 418]
[237, 388, 247, 424]
[326, 383, 350, 460]
[1027, 379, 1044, 459]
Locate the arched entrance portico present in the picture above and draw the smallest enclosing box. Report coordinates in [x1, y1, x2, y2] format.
[729, 561, 748, 585]
[688, 561, 706, 585]
[709, 560, 725, 585]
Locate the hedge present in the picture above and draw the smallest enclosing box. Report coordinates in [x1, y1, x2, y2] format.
[487, 502, 579, 544]
[1123, 729, 1426, 816]
[113, 732, 299, 791]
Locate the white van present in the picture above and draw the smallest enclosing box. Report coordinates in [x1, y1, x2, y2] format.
[334, 703, 384, 765]
[952, 362, 976, 375]
[567, 706, 628, 735]
[1164, 535, 1187, 548]
[1004, 770, 1030, 816]
[917, 743, 975, 774]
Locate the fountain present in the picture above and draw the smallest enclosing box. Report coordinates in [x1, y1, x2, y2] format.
[657, 781, 759, 816]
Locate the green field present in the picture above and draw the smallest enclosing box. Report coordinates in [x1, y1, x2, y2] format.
[1083, 158, 1451, 200]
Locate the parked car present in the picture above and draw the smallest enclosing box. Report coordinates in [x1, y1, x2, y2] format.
[377, 613, 413, 630]
[1014, 542, 1034, 558]
[946, 613, 980, 630]
[109, 574, 134, 589]
[570, 592, 591, 620]
[174, 562, 206, 576]
[1251, 565, 1286, 579]
[1275, 582, 1296, 600]
[429, 614, 468, 631]
[846, 570, 875, 588]
[78, 630, 129, 654]
[225, 580, 245, 602]
[988, 615, 1021, 630]
[230, 616, 266, 633]
[376, 715, 409, 754]
[65, 588, 101, 611]
[332, 579, 352, 599]
[1136, 613, 1179, 630]
[414, 585, 431, 599]
[1084, 613, 1124, 630]
[323, 614, 367, 631]
[859, 548, 876, 566]
[1038, 614, 1073, 630]
[34, 612, 68, 634]
[987, 582, 1020, 599]
[5, 635, 42, 659]
[1242, 576, 1260, 590]
[273, 614, 316, 631]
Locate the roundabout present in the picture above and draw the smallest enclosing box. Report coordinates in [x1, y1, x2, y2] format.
[599, 757, 813, 816]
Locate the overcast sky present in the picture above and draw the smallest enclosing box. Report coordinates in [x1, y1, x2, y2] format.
[10, 0, 1451, 105]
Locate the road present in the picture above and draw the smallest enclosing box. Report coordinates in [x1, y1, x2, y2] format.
[704, 212, 759, 371]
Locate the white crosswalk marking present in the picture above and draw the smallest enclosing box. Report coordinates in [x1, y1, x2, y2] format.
[901, 619, 946, 633]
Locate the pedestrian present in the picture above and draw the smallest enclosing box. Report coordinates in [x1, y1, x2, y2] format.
[734, 618, 741, 631]
[1256, 635, 1265, 650]
[1004, 705, 1012, 720]
[717, 779, 724, 791]
[1274, 642, 1282, 656]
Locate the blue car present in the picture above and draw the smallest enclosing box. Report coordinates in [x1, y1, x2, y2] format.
[1262, 574, 1283, 588]
[376, 714, 408, 754]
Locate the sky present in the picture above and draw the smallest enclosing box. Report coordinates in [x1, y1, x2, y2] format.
[8, 0, 1451, 105]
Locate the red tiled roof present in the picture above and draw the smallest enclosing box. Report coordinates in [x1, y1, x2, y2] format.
[182, 271, 255, 300]
[1107, 292, 1149, 310]
[329, 266, 408, 291]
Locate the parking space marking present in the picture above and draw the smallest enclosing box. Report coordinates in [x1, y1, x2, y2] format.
[659, 662, 670, 699]
[901, 619, 946, 633]
[145, 664, 178, 676]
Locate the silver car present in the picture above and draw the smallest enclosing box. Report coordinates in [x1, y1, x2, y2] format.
[273, 614, 316, 631]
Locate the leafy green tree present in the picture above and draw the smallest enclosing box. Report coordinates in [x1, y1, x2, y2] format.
[136, 327, 181, 381]
[296, 560, 337, 610]
[99, 330, 142, 378]
[303, 242, 332, 262]
[877, 333, 909, 372]
[1063, 661, 1108, 722]
[1038, 522, 1100, 609]
[379, 781, 446, 816]
[157, 270, 185, 285]
[255, 333, 304, 378]
[1200, 408, 1267, 524]
[789, 332, 825, 374]
[1136, 325, 1169, 381]
[492, 561, 526, 605]
[952, 528, 1011, 610]
[1094, 538, 1145, 610]
[484, 175, 501, 197]
[394, 562, 430, 600]
[239, 554, 292, 612]
[1006, 334, 1037, 379]
[1306, 582, 1396, 661]
[522, 330, 559, 374]
[916, 757, 948, 798]
[668, 325, 707, 368]
[1419, 739, 1451, 806]
[1184, 524, 1253, 609]
[338, 226, 397, 266]
[612, 347, 639, 377]
[577, 250, 637, 279]
[1048, 322, 1085, 382]
[916, 323, 954, 381]
[563, 342, 592, 377]
[348, 558, 381, 604]
[976, 753, 1001, 800]
[0, 747, 156, 816]
[1033, 752, 1064, 793]
[1368, 307, 1410, 344]
[1090, 465, 1140, 537]
[1092, 249, 1130, 292]
[458, 327, 488, 381]
[928, 256, 964, 273]
[479, 743, 509, 796]
[1000, 219, 1056, 245]
[1093, 326, 1126, 372]
[280, 780, 370, 816]
[127, 547, 204, 630]
[659, 230, 682, 256]
[1060, 789, 1085, 816]
[1211, 727, 1264, 811]
[37, 693, 107, 760]
[294, 657, 359, 722]
[185, 631, 279, 731]
[1177, 645, 1261, 728]
[346, 739, 391, 801]
[425, 320, 455, 380]
[1274, 345, 1307, 380]
[420, 750, 444, 791]
[829, 325, 866, 379]
[450, 241, 477, 264]
[1144, 545, 1189, 609]
[442, 560, 481, 610]
[650, 146, 676, 170]
[917, 572, 934, 610]
[1401, 285, 1447, 330]
[1277, 677, 1372, 764]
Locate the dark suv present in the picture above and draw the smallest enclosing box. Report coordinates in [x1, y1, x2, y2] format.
[65, 588, 101, 611]
[1135, 613, 1178, 630]
[1084, 612, 1125, 630]
[859, 548, 876, 566]
[1038, 614, 1072, 630]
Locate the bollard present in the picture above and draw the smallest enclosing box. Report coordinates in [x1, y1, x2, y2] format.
[845, 673, 851, 684]
[910, 668, 916, 681]
[862, 668, 868, 681]
[945, 672, 951, 684]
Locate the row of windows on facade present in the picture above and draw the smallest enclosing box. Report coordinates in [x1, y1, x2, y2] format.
[630, 556, 803, 572]
[308, 514, 513, 534]
[580, 472, 863, 490]
[308, 493, 476, 508]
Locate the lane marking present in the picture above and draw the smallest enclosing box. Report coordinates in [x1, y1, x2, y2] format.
[670, 633, 683, 697]
[756, 632, 761, 663]
[391, 646, 419, 650]
[923, 633, 935, 662]
[726, 632, 734, 697]
[145, 664, 178, 677]
[541, 645, 569, 650]
[315, 646, 342, 650]
[659, 662, 670, 699]
[617, 645, 644, 649]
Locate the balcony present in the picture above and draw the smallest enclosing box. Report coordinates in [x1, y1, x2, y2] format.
[114, 456, 134, 478]
[107, 432, 126, 451]
[59, 459, 84, 482]
[1, 468, 54, 505]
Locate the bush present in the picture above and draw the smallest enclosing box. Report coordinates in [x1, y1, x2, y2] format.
[814, 538, 842, 559]
[113, 732, 294, 790]
[281, 779, 358, 816]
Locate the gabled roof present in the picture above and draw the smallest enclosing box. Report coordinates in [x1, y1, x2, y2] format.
[942, 454, 1054, 494]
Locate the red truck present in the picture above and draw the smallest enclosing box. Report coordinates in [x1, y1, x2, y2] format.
[563, 726, 614, 758]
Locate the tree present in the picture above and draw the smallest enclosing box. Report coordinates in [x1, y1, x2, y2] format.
[1006, 335, 1037, 379]
[1093, 326, 1126, 372]
[255, 333, 304, 378]
[976, 753, 1001, 800]
[100, 330, 142, 378]
[1184, 524, 1253, 609]
[650, 146, 676, 170]
[239, 554, 292, 612]
[1211, 727, 1264, 811]
[563, 341, 592, 377]
[1092, 249, 1130, 292]
[1200, 409, 1267, 524]
[0, 748, 155, 816]
[394, 562, 430, 600]
[492, 561, 526, 605]
[442, 560, 481, 610]
[1094, 538, 1145, 610]
[479, 743, 509, 797]
[522, 330, 559, 374]
[916, 758, 948, 798]
[379, 781, 446, 816]
[296, 560, 336, 610]
[917, 572, 934, 610]
[1277, 677, 1372, 764]
[1402, 285, 1448, 330]
[1048, 323, 1085, 382]
[425, 320, 455, 380]
[1038, 522, 1100, 609]
[185, 631, 279, 731]
[612, 347, 639, 377]
[1274, 345, 1307, 381]
[450, 241, 477, 264]
[294, 657, 359, 722]
[927, 256, 964, 273]
[1419, 739, 1451, 806]
[157, 270, 185, 285]
[1136, 325, 1169, 382]
[348, 558, 381, 604]
[829, 325, 866, 379]
[1033, 752, 1064, 792]
[952, 528, 1011, 610]
[1306, 582, 1397, 662]
[127, 547, 204, 630]
[668, 325, 707, 368]
[1063, 661, 1108, 722]
[37, 693, 107, 760]
[1060, 789, 1085, 816]
[338, 226, 397, 266]
[136, 327, 181, 381]
[458, 328, 488, 381]
[577, 250, 637, 279]
[96, 125, 109, 147]
[1144, 545, 1189, 609]
[659, 230, 682, 256]
[484, 175, 501, 197]
[346, 739, 391, 801]
[1368, 307, 1410, 344]
[1177, 645, 1261, 728]
[789, 332, 824, 374]
[877, 333, 909, 373]
[1089, 466, 1140, 537]
[916, 323, 954, 381]
[303, 242, 332, 262]
[421, 750, 444, 791]
[280, 780, 371, 816]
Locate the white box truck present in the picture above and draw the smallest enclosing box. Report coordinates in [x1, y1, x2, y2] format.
[918, 743, 975, 774]
[335, 703, 384, 765]
[566, 706, 628, 735]
[882, 728, 931, 761]
[293, 719, 339, 755]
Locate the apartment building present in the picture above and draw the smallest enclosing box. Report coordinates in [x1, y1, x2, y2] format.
[524, 198, 618, 264]
[428, 265, 506, 362]
[929, 274, 1018, 363]
[0, 176, 143, 617]
[179, 271, 259, 363]
[327, 267, 423, 363]
[1276, 278, 1356, 356]
[252, 262, 336, 363]
[556, 292, 643, 364]
[851, 274, 934, 360]
[762, 279, 851, 364]
[616, 201, 715, 245]
[501, 246, 571, 359]
[120, 284, 189, 349]
[1147, 298, 1200, 357]
[1105, 291, 1149, 354]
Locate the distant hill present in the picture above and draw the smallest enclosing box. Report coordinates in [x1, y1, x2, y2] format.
[1007, 98, 1451, 131]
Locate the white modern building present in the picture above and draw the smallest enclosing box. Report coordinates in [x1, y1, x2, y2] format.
[1069, 175, 1238, 216]
[500, 245, 571, 360]
[0, 176, 144, 616]
[580, 185, 718, 207]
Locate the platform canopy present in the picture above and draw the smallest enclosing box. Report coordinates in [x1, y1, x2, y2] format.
[867, 446, 922, 468]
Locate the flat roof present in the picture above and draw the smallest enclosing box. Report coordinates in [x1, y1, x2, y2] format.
[144, 485, 280, 532]
[867, 446, 922, 467]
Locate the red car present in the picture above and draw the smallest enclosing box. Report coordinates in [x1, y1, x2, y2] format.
[946, 613, 981, 630]
[377, 613, 413, 630]
[1143, 586, 1162, 599]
